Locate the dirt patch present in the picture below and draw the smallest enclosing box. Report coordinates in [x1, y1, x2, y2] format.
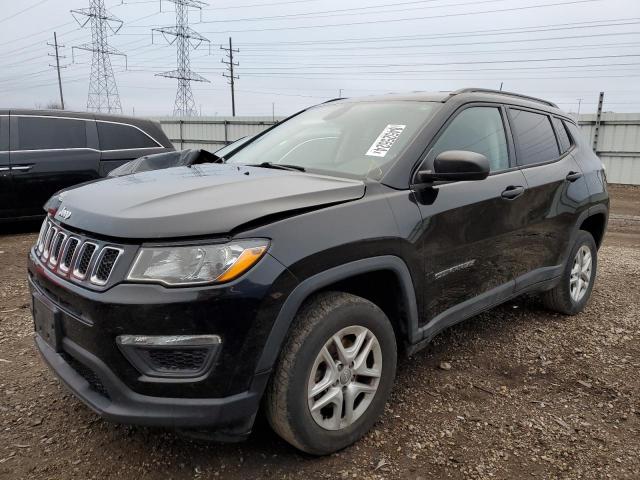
[1, 191, 639, 479]
[605, 184, 640, 249]
[608, 184, 640, 218]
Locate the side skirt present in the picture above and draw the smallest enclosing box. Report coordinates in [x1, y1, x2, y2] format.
[406, 268, 562, 356]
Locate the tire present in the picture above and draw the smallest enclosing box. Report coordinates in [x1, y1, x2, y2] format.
[265, 291, 397, 455]
[542, 230, 597, 315]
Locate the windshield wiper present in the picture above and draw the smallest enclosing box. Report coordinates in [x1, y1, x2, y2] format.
[251, 162, 306, 172]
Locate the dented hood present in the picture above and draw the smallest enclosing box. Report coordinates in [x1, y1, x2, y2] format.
[54, 164, 365, 239]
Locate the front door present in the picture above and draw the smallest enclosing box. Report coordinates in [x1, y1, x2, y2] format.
[412, 105, 529, 336]
[10, 115, 101, 217]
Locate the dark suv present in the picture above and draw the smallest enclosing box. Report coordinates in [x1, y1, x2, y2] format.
[0, 109, 174, 220]
[28, 89, 608, 455]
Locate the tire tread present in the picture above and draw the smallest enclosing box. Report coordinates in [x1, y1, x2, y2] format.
[265, 291, 391, 454]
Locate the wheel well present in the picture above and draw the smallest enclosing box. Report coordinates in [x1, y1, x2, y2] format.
[580, 213, 606, 248]
[316, 270, 411, 352]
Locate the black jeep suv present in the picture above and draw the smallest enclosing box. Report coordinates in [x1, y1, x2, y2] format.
[28, 89, 608, 455]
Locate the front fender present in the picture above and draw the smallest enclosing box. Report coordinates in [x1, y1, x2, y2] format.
[254, 255, 420, 374]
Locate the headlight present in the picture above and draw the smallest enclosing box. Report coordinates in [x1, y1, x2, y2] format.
[126, 239, 269, 286]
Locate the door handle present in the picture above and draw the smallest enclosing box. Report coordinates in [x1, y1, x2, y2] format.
[0, 167, 9, 172]
[566, 171, 582, 182]
[11, 165, 32, 171]
[501, 185, 525, 200]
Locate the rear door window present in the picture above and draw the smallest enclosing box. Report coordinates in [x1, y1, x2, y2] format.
[17, 116, 87, 150]
[509, 109, 560, 166]
[552, 117, 572, 153]
[97, 122, 159, 150]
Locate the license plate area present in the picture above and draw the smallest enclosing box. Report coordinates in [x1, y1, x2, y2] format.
[33, 293, 62, 352]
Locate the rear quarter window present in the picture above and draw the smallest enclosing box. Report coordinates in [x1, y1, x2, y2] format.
[17, 116, 87, 150]
[97, 122, 159, 150]
[563, 120, 583, 146]
[552, 117, 572, 153]
[509, 109, 560, 166]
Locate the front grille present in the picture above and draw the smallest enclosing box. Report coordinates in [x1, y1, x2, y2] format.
[91, 248, 122, 285]
[42, 226, 57, 260]
[60, 238, 79, 272]
[61, 353, 110, 400]
[36, 220, 49, 253]
[142, 348, 209, 373]
[33, 218, 127, 288]
[49, 231, 67, 265]
[75, 243, 97, 278]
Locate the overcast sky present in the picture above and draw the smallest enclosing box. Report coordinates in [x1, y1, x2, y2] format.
[1, 0, 639, 117]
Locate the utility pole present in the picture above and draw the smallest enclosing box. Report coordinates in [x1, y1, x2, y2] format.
[221, 37, 239, 116]
[577, 98, 583, 117]
[499, 82, 503, 91]
[71, 0, 126, 113]
[47, 32, 66, 109]
[154, 0, 210, 117]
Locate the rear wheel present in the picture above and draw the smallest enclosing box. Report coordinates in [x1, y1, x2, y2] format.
[542, 230, 597, 315]
[265, 292, 397, 455]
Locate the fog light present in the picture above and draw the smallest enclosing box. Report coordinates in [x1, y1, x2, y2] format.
[117, 334, 221, 347]
[116, 335, 221, 378]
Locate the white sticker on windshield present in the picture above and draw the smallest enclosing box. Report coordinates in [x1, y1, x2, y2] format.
[365, 124, 406, 157]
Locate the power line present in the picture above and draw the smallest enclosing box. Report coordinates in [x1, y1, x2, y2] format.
[0, 0, 49, 25]
[211, 0, 323, 9]
[234, 42, 640, 60]
[237, 31, 640, 53]
[196, 0, 603, 34]
[226, 53, 640, 71]
[232, 18, 640, 47]
[190, 0, 508, 25]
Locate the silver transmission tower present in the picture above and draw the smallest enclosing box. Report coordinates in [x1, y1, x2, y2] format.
[71, 0, 126, 114]
[153, 0, 210, 117]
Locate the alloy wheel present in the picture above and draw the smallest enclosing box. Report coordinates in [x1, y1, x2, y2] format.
[570, 245, 592, 302]
[307, 325, 382, 431]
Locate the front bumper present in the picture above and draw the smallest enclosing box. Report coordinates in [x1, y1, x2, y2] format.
[35, 334, 269, 431]
[28, 246, 297, 432]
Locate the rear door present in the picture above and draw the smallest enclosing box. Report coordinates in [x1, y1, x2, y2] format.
[413, 104, 529, 331]
[10, 114, 101, 216]
[96, 120, 168, 175]
[506, 107, 589, 289]
[0, 114, 13, 218]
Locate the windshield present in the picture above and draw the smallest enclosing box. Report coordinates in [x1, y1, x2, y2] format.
[214, 135, 253, 158]
[225, 101, 440, 178]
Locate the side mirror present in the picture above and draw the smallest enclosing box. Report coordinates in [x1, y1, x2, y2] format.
[416, 150, 490, 184]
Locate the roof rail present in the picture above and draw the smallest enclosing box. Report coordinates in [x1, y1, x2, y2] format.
[449, 88, 558, 108]
[321, 97, 345, 104]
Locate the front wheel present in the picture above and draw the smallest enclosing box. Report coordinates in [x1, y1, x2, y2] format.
[542, 230, 598, 315]
[265, 292, 397, 455]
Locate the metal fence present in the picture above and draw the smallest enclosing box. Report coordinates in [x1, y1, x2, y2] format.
[578, 113, 640, 185]
[155, 114, 640, 185]
[154, 116, 282, 150]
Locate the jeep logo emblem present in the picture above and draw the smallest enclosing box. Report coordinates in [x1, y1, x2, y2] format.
[57, 207, 72, 220]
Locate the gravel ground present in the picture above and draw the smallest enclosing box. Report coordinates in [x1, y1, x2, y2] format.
[1, 185, 639, 480]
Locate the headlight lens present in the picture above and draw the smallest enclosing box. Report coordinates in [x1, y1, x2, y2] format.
[126, 239, 269, 286]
